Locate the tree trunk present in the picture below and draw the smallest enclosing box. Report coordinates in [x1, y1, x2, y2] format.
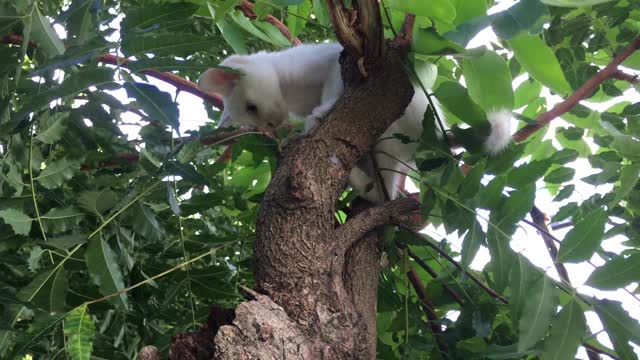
[209, 43, 415, 357]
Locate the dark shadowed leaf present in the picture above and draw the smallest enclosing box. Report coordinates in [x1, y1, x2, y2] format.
[557, 208, 607, 262]
[85, 238, 128, 309]
[586, 252, 640, 290]
[594, 300, 640, 360]
[518, 276, 557, 351]
[540, 300, 585, 360]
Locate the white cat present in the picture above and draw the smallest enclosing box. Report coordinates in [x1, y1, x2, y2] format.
[198, 43, 512, 203]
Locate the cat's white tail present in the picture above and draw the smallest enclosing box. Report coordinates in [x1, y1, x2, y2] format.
[484, 109, 514, 155]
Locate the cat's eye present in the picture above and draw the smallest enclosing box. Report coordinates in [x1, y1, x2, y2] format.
[246, 103, 258, 114]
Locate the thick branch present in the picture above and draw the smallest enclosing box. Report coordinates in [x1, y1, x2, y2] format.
[513, 37, 640, 143]
[407, 267, 449, 356]
[335, 197, 419, 251]
[327, 0, 384, 75]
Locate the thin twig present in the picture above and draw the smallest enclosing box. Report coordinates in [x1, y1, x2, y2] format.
[398, 224, 509, 304]
[402, 245, 465, 306]
[611, 69, 639, 83]
[238, 0, 302, 46]
[530, 206, 571, 284]
[513, 37, 640, 143]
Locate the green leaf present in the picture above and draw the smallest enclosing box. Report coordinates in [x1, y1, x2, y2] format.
[461, 221, 484, 267]
[17, 268, 68, 313]
[269, 0, 305, 5]
[510, 255, 539, 323]
[462, 50, 514, 112]
[121, 33, 214, 57]
[544, 167, 575, 184]
[64, 304, 94, 360]
[486, 221, 514, 292]
[514, 79, 542, 109]
[29, 5, 65, 57]
[123, 82, 179, 130]
[557, 208, 607, 263]
[492, 0, 549, 40]
[434, 81, 488, 128]
[216, 18, 248, 55]
[601, 121, 640, 161]
[414, 28, 465, 55]
[613, 163, 640, 204]
[387, 0, 456, 24]
[41, 206, 84, 234]
[594, 299, 640, 360]
[66, 0, 96, 43]
[121, 2, 200, 31]
[540, 300, 586, 360]
[125, 58, 216, 73]
[127, 202, 165, 242]
[0, 209, 32, 235]
[553, 185, 574, 202]
[459, 160, 486, 198]
[77, 190, 117, 217]
[287, 2, 311, 38]
[586, 253, 640, 290]
[541, 0, 617, 7]
[85, 238, 128, 309]
[229, 11, 286, 47]
[35, 113, 68, 144]
[508, 35, 571, 96]
[311, 0, 330, 26]
[518, 276, 557, 351]
[35, 158, 81, 189]
[500, 184, 536, 226]
[15, 68, 115, 121]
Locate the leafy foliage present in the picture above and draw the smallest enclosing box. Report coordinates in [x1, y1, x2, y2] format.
[0, 0, 639, 359]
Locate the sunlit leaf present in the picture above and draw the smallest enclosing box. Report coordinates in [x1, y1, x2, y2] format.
[64, 304, 94, 360]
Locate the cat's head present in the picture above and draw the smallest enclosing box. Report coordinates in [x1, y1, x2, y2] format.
[198, 55, 288, 128]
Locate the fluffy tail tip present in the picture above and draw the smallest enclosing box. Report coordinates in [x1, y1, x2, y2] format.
[484, 109, 514, 155]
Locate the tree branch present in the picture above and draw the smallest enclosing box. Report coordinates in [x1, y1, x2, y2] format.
[98, 54, 224, 108]
[403, 245, 465, 306]
[612, 69, 639, 83]
[407, 267, 449, 356]
[513, 37, 640, 143]
[335, 197, 419, 252]
[397, 224, 510, 304]
[530, 206, 571, 284]
[238, 0, 302, 46]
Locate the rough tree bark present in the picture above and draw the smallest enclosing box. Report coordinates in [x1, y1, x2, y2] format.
[175, 1, 418, 359]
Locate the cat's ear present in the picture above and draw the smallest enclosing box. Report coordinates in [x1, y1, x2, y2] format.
[198, 68, 240, 96]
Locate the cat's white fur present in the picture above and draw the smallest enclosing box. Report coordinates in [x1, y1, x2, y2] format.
[198, 43, 513, 203]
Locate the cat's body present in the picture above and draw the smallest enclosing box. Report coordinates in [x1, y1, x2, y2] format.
[198, 43, 512, 203]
